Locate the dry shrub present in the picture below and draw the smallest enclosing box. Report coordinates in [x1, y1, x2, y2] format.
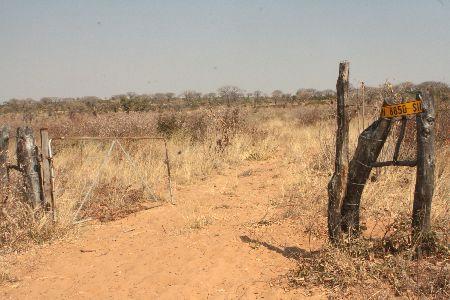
[2, 111, 160, 138]
[0, 270, 18, 285]
[207, 107, 247, 151]
[0, 195, 68, 255]
[289, 213, 449, 299]
[287, 207, 448, 299]
[156, 108, 247, 145]
[244, 129, 278, 161]
[436, 99, 449, 146]
[189, 215, 213, 230]
[184, 111, 210, 142]
[289, 241, 449, 298]
[1, 172, 68, 255]
[296, 104, 334, 126]
[156, 112, 185, 138]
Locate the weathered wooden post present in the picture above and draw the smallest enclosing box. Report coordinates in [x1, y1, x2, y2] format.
[16, 127, 43, 208]
[163, 139, 175, 204]
[1, 126, 10, 201]
[340, 118, 392, 234]
[361, 81, 365, 130]
[40, 128, 53, 211]
[412, 91, 435, 247]
[327, 61, 350, 244]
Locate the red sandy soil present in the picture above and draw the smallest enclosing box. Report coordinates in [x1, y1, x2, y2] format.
[1, 160, 325, 299]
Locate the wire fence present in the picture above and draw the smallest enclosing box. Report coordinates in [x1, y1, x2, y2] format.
[49, 137, 174, 222]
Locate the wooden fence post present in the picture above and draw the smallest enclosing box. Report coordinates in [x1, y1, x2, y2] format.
[361, 81, 365, 130]
[16, 126, 43, 208]
[40, 128, 53, 211]
[340, 118, 392, 235]
[1, 126, 10, 200]
[327, 61, 349, 244]
[412, 91, 435, 247]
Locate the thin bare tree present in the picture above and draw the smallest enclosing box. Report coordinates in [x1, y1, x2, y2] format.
[217, 86, 244, 107]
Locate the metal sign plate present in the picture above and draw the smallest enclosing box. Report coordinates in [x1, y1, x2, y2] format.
[380, 100, 423, 118]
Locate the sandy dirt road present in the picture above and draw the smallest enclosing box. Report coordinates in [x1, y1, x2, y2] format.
[1, 160, 324, 299]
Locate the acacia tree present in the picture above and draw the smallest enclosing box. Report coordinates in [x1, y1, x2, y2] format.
[203, 92, 217, 106]
[182, 90, 202, 106]
[165, 92, 175, 103]
[217, 85, 244, 107]
[253, 90, 263, 107]
[112, 94, 132, 113]
[154, 93, 168, 102]
[282, 93, 292, 105]
[272, 90, 283, 105]
[296, 88, 317, 102]
[81, 96, 101, 116]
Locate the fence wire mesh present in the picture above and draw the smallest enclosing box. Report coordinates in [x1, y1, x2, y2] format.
[50, 138, 173, 222]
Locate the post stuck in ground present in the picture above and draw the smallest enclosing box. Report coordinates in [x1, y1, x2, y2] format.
[412, 91, 436, 251]
[16, 126, 43, 208]
[327, 61, 350, 244]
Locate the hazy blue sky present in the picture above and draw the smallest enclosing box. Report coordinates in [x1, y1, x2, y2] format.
[1, 0, 449, 100]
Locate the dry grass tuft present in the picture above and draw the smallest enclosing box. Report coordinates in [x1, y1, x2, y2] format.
[189, 215, 213, 230]
[288, 229, 449, 298]
[79, 184, 150, 222]
[0, 196, 69, 254]
[0, 270, 18, 285]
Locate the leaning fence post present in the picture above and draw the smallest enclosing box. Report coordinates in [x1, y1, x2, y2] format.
[1, 126, 10, 200]
[40, 128, 54, 211]
[16, 126, 43, 208]
[340, 118, 392, 235]
[327, 61, 350, 244]
[412, 91, 435, 248]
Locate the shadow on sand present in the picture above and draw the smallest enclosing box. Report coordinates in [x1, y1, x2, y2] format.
[239, 235, 315, 259]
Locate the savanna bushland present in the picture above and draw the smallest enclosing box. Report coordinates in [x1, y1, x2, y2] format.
[0, 82, 449, 298]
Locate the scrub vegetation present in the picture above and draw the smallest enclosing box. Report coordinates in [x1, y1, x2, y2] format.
[0, 81, 448, 297]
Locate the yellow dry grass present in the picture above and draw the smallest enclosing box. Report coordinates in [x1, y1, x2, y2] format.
[1, 104, 448, 297]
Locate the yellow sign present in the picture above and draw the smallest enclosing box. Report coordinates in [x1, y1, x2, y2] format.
[380, 100, 423, 118]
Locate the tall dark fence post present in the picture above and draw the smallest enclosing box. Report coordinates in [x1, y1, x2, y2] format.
[412, 91, 436, 247]
[327, 61, 349, 244]
[1, 126, 10, 200]
[16, 127, 43, 208]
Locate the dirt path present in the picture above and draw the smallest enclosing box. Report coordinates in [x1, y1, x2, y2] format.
[1, 160, 324, 299]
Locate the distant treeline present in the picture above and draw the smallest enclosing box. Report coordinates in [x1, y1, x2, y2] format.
[1, 81, 448, 116]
